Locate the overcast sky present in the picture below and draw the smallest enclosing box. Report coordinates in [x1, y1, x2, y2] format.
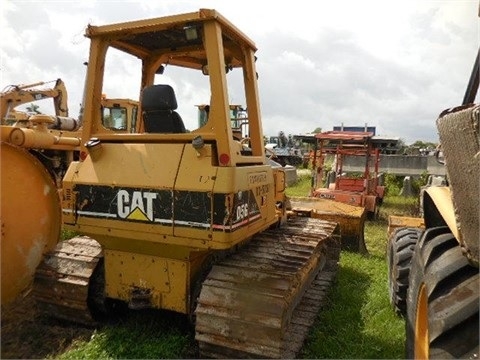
[1, 0, 478, 143]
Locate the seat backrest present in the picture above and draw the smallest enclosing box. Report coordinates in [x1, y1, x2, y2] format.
[141, 85, 186, 133]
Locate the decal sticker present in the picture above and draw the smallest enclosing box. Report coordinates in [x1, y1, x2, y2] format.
[70, 185, 262, 232]
[117, 189, 157, 221]
[73, 185, 172, 224]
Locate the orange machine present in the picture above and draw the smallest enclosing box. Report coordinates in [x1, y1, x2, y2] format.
[311, 130, 384, 217]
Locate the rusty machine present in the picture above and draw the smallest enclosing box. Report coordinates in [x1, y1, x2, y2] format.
[310, 130, 384, 217]
[289, 130, 384, 253]
[386, 47, 479, 357]
[28, 9, 341, 358]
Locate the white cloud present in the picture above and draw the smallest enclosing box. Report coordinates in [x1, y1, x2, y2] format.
[1, 0, 478, 143]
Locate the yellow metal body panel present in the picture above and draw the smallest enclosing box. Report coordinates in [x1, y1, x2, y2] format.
[207, 165, 277, 246]
[104, 249, 188, 313]
[63, 143, 277, 250]
[424, 186, 460, 241]
[387, 215, 425, 237]
[69, 143, 183, 188]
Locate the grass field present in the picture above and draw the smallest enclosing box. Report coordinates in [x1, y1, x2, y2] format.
[53, 173, 419, 359]
[292, 173, 418, 358]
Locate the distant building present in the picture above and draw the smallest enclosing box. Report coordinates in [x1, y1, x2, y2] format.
[291, 125, 401, 155]
[333, 125, 376, 135]
[370, 136, 401, 154]
[333, 125, 400, 154]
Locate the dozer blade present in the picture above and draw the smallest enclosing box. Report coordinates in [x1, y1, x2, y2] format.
[195, 217, 340, 359]
[288, 196, 368, 253]
[32, 236, 104, 326]
[387, 215, 424, 237]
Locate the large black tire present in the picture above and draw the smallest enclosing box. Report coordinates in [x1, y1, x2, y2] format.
[406, 227, 479, 359]
[387, 227, 423, 317]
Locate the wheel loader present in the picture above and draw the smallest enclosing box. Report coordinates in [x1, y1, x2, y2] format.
[24, 9, 341, 358]
[386, 48, 479, 358]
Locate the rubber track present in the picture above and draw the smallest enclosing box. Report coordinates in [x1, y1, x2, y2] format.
[32, 236, 103, 326]
[195, 217, 340, 358]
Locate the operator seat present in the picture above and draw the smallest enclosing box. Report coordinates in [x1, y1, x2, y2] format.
[141, 84, 186, 133]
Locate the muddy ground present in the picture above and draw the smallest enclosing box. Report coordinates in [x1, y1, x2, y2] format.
[1, 290, 94, 359]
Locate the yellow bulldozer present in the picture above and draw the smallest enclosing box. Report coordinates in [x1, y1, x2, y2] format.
[0, 9, 352, 358]
[386, 48, 479, 357]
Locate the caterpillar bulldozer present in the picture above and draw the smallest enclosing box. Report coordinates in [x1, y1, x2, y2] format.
[23, 9, 342, 358]
[386, 47, 479, 357]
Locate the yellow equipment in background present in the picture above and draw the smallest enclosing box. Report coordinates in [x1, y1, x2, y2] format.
[0, 143, 62, 304]
[0, 82, 139, 305]
[101, 96, 139, 133]
[288, 196, 367, 253]
[1, 79, 81, 305]
[1, 79, 70, 123]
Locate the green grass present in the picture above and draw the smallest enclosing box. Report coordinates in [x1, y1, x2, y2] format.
[301, 251, 405, 359]
[296, 178, 419, 359]
[300, 217, 406, 359]
[286, 172, 312, 197]
[55, 174, 417, 359]
[54, 310, 193, 359]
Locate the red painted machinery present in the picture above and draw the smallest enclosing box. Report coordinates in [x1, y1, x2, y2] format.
[311, 130, 385, 218]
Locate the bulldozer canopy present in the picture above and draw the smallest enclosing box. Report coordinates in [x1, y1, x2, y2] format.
[84, 9, 256, 70]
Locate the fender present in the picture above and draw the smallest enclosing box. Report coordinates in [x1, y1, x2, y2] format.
[423, 186, 460, 244]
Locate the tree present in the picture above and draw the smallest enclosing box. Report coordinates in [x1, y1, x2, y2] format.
[397, 138, 408, 154]
[404, 140, 439, 155]
[410, 140, 437, 149]
[26, 103, 41, 114]
[312, 127, 322, 134]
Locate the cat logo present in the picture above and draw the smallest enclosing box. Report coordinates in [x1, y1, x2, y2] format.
[117, 189, 157, 222]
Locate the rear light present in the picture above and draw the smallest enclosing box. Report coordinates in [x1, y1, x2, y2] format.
[219, 153, 230, 165]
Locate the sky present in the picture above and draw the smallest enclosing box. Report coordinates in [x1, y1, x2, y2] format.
[1, 0, 478, 144]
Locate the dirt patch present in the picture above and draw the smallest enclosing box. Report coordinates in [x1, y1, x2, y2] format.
[1, 289, 94, 359]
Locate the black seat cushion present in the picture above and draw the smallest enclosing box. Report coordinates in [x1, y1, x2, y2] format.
[141, 84, 186, 133]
